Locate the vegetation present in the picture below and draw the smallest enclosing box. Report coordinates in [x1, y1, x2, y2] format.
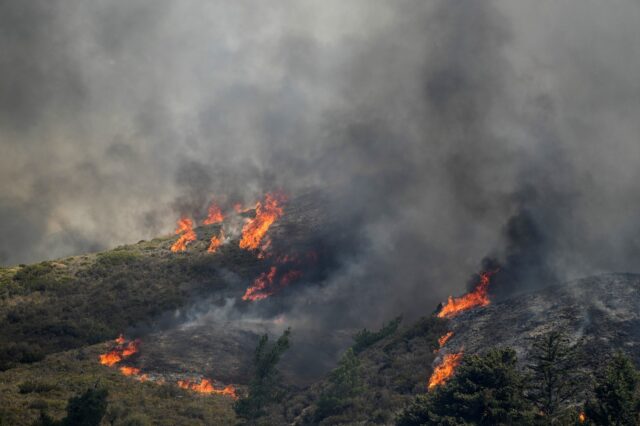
[352, 316, 402, 354]
[526, 331, 582, 423]
[584, 352, 640, 425]
[234, 328, 292, 422]
[397, 348, 536, 425]
[313, 348, 363, 422]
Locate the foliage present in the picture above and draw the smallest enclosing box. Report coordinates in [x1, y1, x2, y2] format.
[352, 316, 402, 354]
[234, 328, 292, 420]
[396, 348, 536, 426]
[314, 348, 363, 422]
[526, 331, 582, 422]
[33, 386, 108, 426]
[584, 352, 640, 425]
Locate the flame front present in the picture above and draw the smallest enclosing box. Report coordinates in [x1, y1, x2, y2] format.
[239, 193, 285, 251]
[207, 229, 224, 253]
[203, 202, 224, 225]
[428, 352, 463, 390]
[170, 217, 196, 252]
[437, 271, 496, 318]
[177, 378, 238, 399]
[99, 337, 140, 367]
[438, 331, 454, 348]
[243, 266, 277, 301]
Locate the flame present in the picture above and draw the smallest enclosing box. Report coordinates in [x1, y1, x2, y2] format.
[239, 192, 286, 251]
[170, 217, 197, 252]
[207, 229, 224, 253]
[428, 352, 463, 390]
[99, 338, 140, 367]
[579, 412, 586, 423]
[119, 366, 141, 376]
[177, 378, 238, 399]
[438, 331, 454, 348]
[437, 271, 496, 318]
[242, 266, 277, 301]
[242, 266, 302, 302]
[203, 202, 224, 225]
[234, 202, 255, 214]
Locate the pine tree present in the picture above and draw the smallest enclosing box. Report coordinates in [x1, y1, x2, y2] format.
[527, 331, 581, 422]
[397, 348, 536, 425]
[314, 348, 363, 421]
[63, 386, 108, 426]
[234, 328, 291, 420]
[584, 352, 640, 425]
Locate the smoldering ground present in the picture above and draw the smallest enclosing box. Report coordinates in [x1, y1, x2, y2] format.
[2, 0, 640, 349]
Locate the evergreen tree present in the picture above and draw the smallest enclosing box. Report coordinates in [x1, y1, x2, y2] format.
[584, 352, 640, 425]
[397, 348, 535, 425]
[234, 328, 291, 420]
[63, 387, 109, 426]
[314, 348, 363, 421]
[527, 331, 581, 422]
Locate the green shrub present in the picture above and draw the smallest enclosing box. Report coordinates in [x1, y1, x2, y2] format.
[18, 380, 58, 394]
[352, 316, 402, 354]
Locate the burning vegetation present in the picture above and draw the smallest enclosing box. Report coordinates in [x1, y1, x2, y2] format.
[170, 217, 197, 252]
[99, 335, 140, 367]
[428, 352, 463, 390]
[177, 378, 238, 399]
[239, 192, 286, 252]
[437, 271, 496, 318]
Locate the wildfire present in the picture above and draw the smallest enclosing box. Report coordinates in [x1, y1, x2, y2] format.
[438, 331, 454, 348]
[428, 352, 463, 390]
[99, 337, 140, 367]
[239, 192, 286, 251]
[170, 217, 197, 252]
[203, 202, 224, 225]
[207, 229, 225, 254]
[437, 271, 497, 318]
[242, 266, 302, 302]
[177, 378, 238, 399]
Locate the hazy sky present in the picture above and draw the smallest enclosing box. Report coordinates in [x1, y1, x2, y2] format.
[1, 1, 639, 323]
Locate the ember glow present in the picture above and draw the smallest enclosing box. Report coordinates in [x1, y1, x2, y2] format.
[177, 378, 238, 399]
[243, 266, 277, 301]
[203, 202, 224, 225]
[438, 331, 454, 348]
[437, 271, 496, 318]
[99, 337, 140, 367]
[428, 352, 463, 390]
[207, 229, 224, 254]
[170, 217, 197, 252]
[239, 192, 286, 251]
[579, 412, 586, 423]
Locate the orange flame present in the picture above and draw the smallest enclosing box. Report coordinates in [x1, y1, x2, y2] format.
[242, 267, 277, 301]
[207, 229, 224, 253]
[99, 338, 140, 367]
[437, 271, 496, 318]
[177, 378, 238, 399]
[203, 202, 224, 225]
[239, 193, 286, 251]
[119, 366, 141, 376]
[579, 412, 586, 423]
[170, 217, 197, 252]
[438, 331, 454, 348]
[428, 352, 463, 390]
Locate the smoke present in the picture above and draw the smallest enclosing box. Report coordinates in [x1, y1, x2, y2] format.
[2, 0, 640, 341]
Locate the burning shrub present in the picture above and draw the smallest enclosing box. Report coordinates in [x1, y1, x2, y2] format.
[397, 348, 535, 425]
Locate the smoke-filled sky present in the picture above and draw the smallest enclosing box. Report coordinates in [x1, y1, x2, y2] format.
[2, 0, 640, 324]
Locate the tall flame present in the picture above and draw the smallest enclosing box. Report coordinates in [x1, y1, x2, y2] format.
[239, 193, 286, 251]
[428, 352, 463, 390]
[207, 229, 224, 254]
[170, 217, 197, 252]
[437, 271, 496, 318]
[203, 202, 224, 225]
[177, 378, 238, 399]
[99, 337, 140, 367]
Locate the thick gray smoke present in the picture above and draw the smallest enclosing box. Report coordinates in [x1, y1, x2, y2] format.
[2, 0, 640, 332]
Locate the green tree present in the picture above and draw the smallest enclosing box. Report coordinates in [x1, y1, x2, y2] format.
[314, 348, 363, 421]
[584, 352, 640, 426]
[527, 331, 581, 422]
[352, 316, 402, 354]
[397, 348, 535, 426]
[234, 328, 291, 420]
[33, 387, 108, 426]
